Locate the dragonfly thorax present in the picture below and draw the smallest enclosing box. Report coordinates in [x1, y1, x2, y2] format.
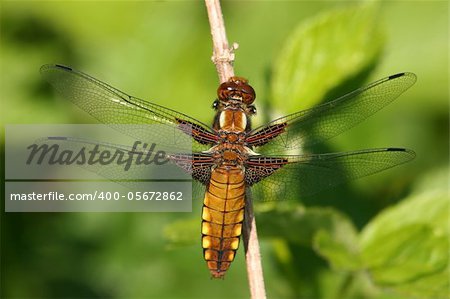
[211, 148, 245, 167]
[218, 109, 248, 132]
[218, 131, 246, 143]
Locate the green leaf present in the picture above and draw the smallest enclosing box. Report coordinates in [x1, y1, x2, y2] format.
[360, 189, 449, 298]
[363, 224, 447, 281]
[313, 229, 361, 271]
[271, 3, 383, 112]
[360, 191, 448, 247]
[258, 204, 359, 251]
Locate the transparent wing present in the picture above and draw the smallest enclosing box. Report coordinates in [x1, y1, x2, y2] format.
[41, 64, 217, 152]
[248, 73, 417, 153]
[248, 148, 416, 201]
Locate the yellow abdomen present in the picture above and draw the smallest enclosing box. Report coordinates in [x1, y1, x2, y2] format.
[201, 166, 246, 278]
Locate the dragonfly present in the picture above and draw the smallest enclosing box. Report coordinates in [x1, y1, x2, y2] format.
[41, 64, 416, 278]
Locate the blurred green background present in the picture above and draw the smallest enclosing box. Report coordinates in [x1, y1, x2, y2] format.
[1, 1, 448, 299]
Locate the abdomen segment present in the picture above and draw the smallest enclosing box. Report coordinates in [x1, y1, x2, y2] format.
[201, 166, 245, 278]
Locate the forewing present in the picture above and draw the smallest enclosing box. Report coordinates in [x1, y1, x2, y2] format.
[248, 148, 416, 201]
[249, 73, 417, 153]
[41, 64, 216, 152]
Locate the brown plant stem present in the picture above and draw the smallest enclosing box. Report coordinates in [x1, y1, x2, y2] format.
[243, 189, 267, 299]
[205, 1, 267, 298]
[204, 0, 235, 83]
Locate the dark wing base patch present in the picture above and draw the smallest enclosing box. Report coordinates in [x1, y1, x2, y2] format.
[245, 156, 289, 185]
[170, 153, 215, 185]
[246, 123, 287, 147]
[176, 118, 218, 146]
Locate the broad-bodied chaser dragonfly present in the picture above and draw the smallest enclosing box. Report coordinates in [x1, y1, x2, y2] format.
[41, 64, 416, 278]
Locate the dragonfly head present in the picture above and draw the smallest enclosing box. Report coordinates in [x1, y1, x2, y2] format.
[217, 76, 256, 105]
[213, 77, 257, 131]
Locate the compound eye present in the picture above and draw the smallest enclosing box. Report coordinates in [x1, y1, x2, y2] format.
[217, 82, 234, 101]
[241, 85, 256, 104]
[212, 99, 219, 110]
